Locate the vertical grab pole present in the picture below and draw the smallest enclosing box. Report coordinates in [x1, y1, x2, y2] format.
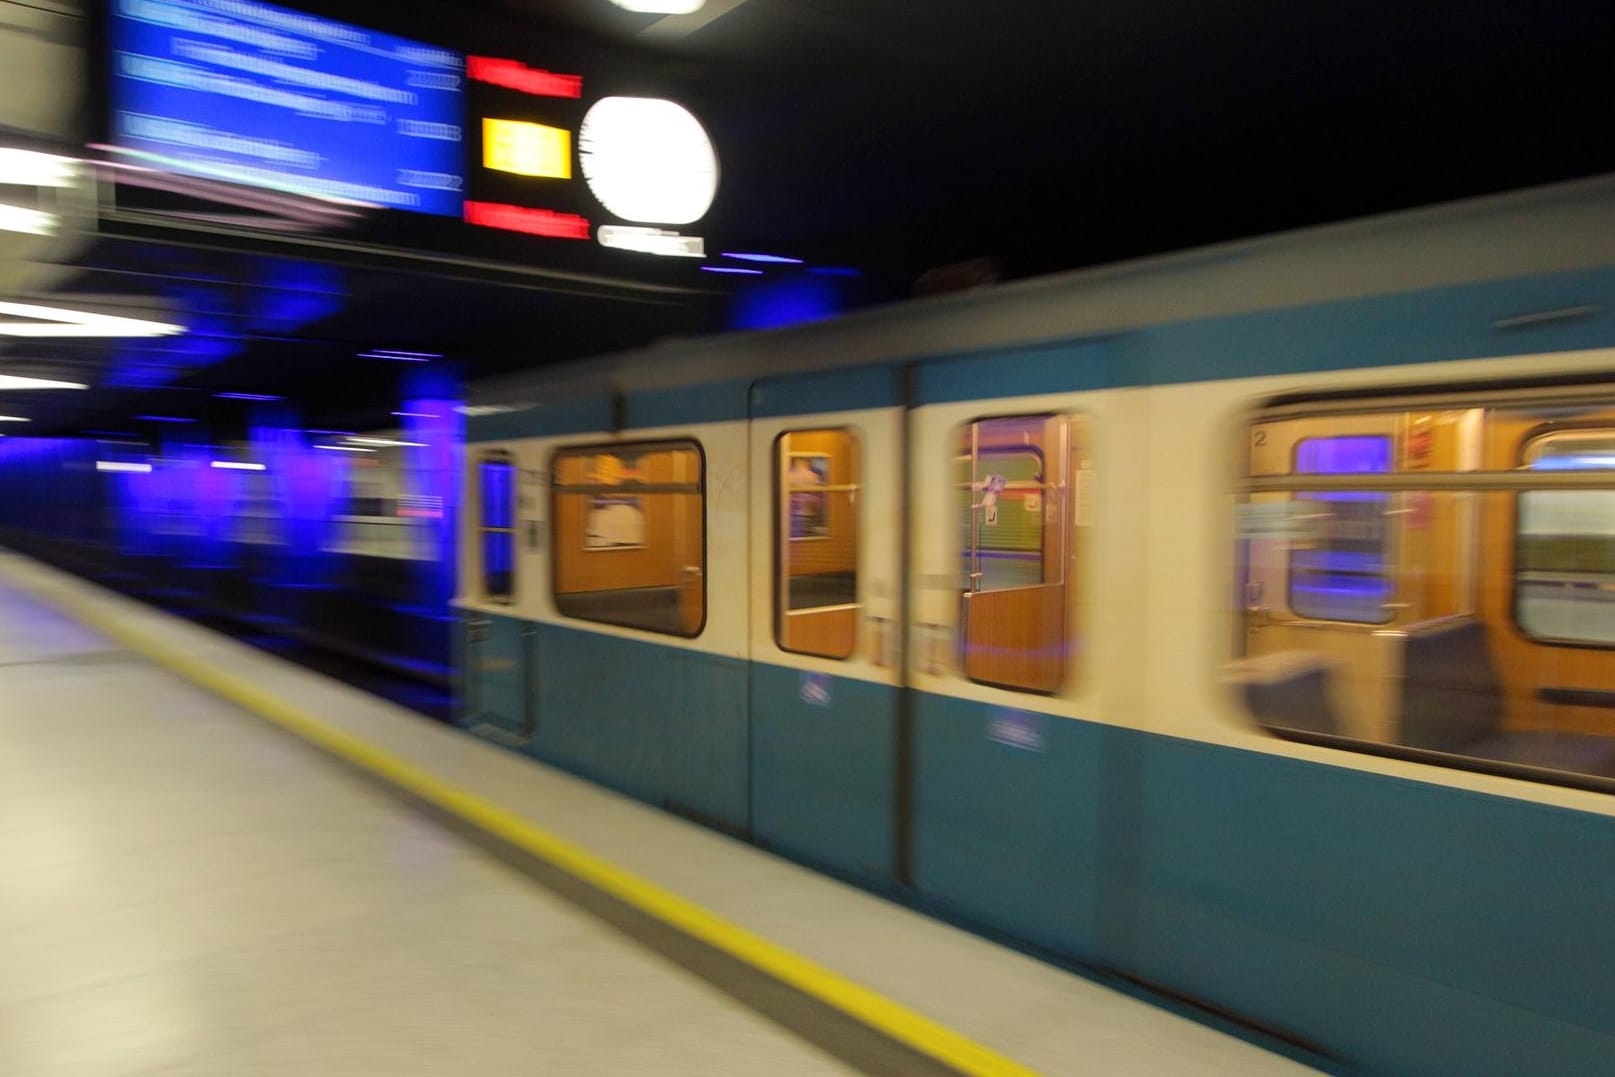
[895, 363, 917, 888]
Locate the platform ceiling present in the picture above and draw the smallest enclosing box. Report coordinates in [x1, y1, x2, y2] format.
[3, 0, 1613, 435]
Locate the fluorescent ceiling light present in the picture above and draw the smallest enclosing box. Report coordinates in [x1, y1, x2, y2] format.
[599, 225, 705, 257]
[314, 444, 375, 452]
[609, 0, 705, 12]
[0, 204, 58, 236]
[0, 149, 78, 188]
[214, 392, 282, 402]
[97, 461, 152, 473]
[722, 252, 802, 264]
[346, 436, 427, 447]
[0, 415, 31, 422]
[0, 374, 88, 390]
[211, 460, 266, 470]
[0, 301, 185, 339]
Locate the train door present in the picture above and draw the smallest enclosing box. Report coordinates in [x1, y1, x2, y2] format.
[747, 371, 905, 884]
[462, 450, 534, 743]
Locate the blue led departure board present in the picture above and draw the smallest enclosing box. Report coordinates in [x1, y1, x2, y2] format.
[110, 0, 466, 216]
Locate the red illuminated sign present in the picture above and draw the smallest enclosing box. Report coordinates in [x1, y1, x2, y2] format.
[465, 201, 591, 240]
[467, 56, 583, 99]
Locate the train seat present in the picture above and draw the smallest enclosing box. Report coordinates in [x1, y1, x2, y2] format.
[1397, 616, 1615, 778]
[1227, 650, 1344, 736]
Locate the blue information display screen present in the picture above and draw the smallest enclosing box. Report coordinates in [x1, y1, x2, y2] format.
[110, 0, 466, 216]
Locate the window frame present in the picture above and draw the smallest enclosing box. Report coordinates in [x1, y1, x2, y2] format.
[772, 427, 861, 660]
[956, 411, 1079, 695]
[478, 449, 517, 605]
[1510, 422, 1615, 651]
[548, 438, 708, 638]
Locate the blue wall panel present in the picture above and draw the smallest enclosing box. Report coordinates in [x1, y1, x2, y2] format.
[910, 691, 1105, 958]
[1127, 735, 1615, 1075]
[531, 623, 749, 832]
[749, 663, 896, 883]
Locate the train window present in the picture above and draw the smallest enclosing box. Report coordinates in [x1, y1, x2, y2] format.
[775, 429, 859, 659]
[1236, 396, 1615, 793]
[1288, 435, 1394, 623]
[957, 414, 1085, 694]
[479, 452, 516, 602]
[550, 441, 705, 637]
[1517, 430, 1615, 646]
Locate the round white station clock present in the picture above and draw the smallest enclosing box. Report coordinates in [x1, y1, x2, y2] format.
[578, 97, 719, 226]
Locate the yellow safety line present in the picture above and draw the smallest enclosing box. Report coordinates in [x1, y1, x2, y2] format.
[20, 570, 1041, 1077]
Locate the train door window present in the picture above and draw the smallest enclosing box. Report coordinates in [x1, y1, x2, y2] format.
[1517, 430, 1615, 645]
[479, 452, 516, 602]
[551, 441, 705, 637]
[957, 414, 1085, 694]
[1289, 435, 1395, 623]
[775, 429, 859, 659]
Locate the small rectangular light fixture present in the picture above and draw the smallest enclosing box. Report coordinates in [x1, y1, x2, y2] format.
[609, 0, 705, 12]
[346, 436, 427, 447]
[721, 252, 802, 264]
[314, 444, 376, 452]
[392, 410, 441, 419]
[135, 415, 196, 423]
[213, 392, 282, 402]
[0, 415, 31, 422]
[210, 460, 266, 470]
[700, 266, 763, 275]
[0, 374, 88, 390]
[484, 118, 572, 179]
[0, 204, 58, 237]
[97, 460, 152, 473]
[599, 225, 705, 257]
[358, 350, 439, 362]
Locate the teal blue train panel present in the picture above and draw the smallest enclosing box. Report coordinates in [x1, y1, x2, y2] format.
[749, 663, 896, 884]
[1125, 734, 1615, 1076]
[460, 611, 527, 738]
[530, 622, 749, 833]
[910, 690, 1105, 958]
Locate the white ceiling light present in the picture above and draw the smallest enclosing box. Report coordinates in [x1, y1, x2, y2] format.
[0, 374, 88, 390]
[97, 461, 152, 473]
[0, 149, 78, 188]
[608, 0, 705, 13]
[345, 436, 427, 447]
[579, 97, 718, 225]
[0, 204, 58, 236]
[0, 301, 185, 338]
[0, 415, 32, 422]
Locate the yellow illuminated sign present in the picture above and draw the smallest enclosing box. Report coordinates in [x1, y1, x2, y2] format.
[483, 118, 572, 179]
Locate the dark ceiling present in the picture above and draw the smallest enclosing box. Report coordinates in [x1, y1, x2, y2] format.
[6, 0, 1615, 436]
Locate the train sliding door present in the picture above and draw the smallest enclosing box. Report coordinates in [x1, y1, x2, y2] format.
[461, 449, 534, 743]
[747, 370, 905, 884]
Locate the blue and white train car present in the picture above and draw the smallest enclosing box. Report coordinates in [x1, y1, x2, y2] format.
[456, 176, 1615, 1075]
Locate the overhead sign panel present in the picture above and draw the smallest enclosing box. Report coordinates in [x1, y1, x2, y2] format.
[109, 0, 466, 215]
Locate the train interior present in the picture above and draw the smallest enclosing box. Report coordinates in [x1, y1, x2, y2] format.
[1235, 388, 1615, 782]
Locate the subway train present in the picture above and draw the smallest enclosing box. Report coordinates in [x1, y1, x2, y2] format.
[455, 177, 1615, 1076]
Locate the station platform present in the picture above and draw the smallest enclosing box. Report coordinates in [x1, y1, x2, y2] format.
[0, 550, 1324, 1077]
